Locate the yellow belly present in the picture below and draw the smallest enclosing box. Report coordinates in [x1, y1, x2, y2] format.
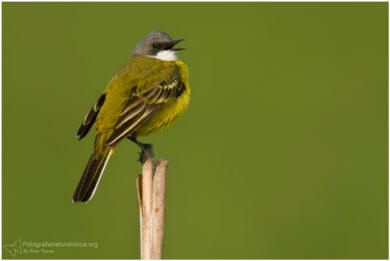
[135, 87, 190, 136]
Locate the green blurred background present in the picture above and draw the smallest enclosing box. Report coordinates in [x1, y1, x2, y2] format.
[2, 2, 388, 259]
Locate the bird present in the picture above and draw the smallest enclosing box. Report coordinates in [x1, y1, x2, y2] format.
[73, 31, 190, 203]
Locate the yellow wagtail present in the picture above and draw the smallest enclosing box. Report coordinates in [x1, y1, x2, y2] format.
[73, 31, 190, 203]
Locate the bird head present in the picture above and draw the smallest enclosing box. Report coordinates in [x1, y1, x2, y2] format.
[133, 31, 185, 61]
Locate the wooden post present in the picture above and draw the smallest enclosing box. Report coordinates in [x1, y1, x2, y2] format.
[136, 159, 169, 260]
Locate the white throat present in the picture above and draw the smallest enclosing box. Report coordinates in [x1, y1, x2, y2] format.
[152, 50, 178, 61]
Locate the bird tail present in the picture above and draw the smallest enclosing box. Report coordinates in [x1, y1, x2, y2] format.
[73, 148, 113, 203]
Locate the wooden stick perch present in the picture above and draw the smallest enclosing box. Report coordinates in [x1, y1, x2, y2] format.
[136, 158, 169, 259]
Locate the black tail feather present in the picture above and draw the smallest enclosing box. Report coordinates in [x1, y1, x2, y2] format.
[73, 149, 112, 203]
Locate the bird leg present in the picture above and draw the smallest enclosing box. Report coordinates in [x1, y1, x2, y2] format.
[127, 134, 155, 164]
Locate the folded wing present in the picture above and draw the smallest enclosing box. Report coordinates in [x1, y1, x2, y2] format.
[77, 93, 106, 140]
[106, 76, 183, 146]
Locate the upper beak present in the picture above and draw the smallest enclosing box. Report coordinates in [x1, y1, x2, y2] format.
[165, 39, 185, 51]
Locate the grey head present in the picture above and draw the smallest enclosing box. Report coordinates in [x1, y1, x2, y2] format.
[133, 31, 185, 61]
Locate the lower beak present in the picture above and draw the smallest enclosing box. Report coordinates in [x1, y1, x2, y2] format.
[165, 39, 185, 51]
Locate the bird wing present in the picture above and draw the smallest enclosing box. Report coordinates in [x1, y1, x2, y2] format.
[106, 66, 184, 146]
[77, 93, 106, 140]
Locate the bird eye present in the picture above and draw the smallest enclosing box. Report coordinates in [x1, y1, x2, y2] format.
[152, 43, 159, 48]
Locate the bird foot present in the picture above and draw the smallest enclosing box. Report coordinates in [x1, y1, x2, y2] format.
[138, 143, 154, 164]
[127, 135, 155, 164]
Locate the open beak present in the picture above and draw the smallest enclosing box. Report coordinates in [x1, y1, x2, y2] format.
[165, 39, 185, 51]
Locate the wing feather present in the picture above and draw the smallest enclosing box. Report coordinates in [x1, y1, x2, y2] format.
[107, 104, 158, 146]
[116, 101, 146, 128]
[105, 64, 184, 146]
[77, 93, 106, 140]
